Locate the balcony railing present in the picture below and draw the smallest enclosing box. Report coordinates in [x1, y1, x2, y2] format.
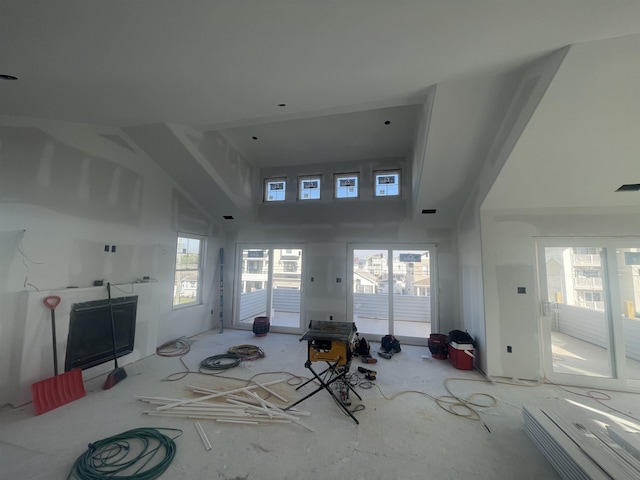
[572, 254, 601, 266]
[552, 303, 640, 362]
[574, 277, 603, 289]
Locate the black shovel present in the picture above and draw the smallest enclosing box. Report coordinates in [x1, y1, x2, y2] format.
[103, 283, 127, 389]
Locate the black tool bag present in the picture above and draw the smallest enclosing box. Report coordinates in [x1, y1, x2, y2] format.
[381, 334, 401, 353]
[354, 335, 370, 356]
[448, 329, 474, 346]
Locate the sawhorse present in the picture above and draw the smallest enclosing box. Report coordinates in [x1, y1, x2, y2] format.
[284, 360, 361, 424]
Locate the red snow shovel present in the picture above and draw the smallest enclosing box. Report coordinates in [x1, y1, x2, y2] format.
[31, 295, 86, 415]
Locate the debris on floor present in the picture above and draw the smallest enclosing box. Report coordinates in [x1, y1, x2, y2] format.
[136, 379, 313, 431]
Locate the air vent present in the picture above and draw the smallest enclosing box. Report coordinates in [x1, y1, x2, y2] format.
[422, 209, 437, 214]
[615, 184, 640, 192]
[223, 215, 234, 220]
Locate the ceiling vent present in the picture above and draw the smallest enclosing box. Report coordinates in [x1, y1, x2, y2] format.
[421, 209, 437, 214]
[223, 215, 234, 220]
[615, 184, 640, 192]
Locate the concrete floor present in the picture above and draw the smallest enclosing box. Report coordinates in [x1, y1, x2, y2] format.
[2, 329, 640, 479]
[551, 331, 640, 380]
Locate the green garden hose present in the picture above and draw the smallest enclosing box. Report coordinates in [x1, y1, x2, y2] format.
[67, 427, 182, 480]
[200, 352, 241, 371]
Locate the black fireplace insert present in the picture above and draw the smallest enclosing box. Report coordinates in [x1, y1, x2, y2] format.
[64, 296, 138, 371]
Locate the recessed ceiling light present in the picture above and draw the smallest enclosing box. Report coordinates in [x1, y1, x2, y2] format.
[384, 120, 391, 125]
[421, 209, 437, 214]
[223, 215, 234, 220]
[615, 184, 640, 192]
[0, 74, 18, 81]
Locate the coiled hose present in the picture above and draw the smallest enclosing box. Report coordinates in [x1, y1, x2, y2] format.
[67, 427, 182, 480]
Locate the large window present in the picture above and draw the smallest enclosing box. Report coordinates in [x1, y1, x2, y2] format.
[173, 234, 205, 307]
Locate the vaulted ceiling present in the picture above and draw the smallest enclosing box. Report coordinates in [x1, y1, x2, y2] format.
[2, 1, 640, 227]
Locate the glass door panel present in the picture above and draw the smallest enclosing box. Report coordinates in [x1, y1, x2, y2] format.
[392, 249, 432, 338]
[616, 248, 640, 385]
[352, 249, 389, 336]
[541, 246, 613, 379]
[271, 248, 303, 328]
[238, 248, 269, 325]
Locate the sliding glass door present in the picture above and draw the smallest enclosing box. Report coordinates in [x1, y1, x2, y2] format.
[235, 246, 304, 332]
[538, 239, 640, 390]
[349, 245, 436, 344]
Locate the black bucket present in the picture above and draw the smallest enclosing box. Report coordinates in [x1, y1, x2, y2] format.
[428, 333, 448, 359]
[252, 316, 270, 336]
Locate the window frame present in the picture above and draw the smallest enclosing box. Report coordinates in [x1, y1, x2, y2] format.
[298, 175, 322, 201]
[334, 172, 360, 199]
[264, 177, 287, 202]
[173, 233, 206, 309]
[373, 169, 401, 198]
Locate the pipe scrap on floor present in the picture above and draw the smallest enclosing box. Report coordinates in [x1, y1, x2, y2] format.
[136, 379, 313, 431]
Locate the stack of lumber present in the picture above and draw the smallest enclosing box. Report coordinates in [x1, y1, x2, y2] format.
[137, 378, 313, 431]
[523, 406, 640, 480]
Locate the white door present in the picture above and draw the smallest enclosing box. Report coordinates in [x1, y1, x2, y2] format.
[235, 246, 304, 333]
[537, 240, 640, 391]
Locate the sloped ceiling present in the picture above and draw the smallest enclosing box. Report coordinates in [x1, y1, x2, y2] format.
[483, 34, 640, 211]
[2, 1, 640, 226]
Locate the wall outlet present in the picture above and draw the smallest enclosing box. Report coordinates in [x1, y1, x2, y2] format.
[517, 287, 526, 294]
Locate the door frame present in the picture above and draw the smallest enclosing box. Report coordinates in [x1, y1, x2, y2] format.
[536, 237, 640, 391]
[347, 243, 438, 345]
[233, 244, 306, 335]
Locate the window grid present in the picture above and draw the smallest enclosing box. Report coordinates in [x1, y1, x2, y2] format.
[335, 173, 359, 199]
[265, 178, 286, 202]
[174, 234, 205, 307]
[298, 175, 321, 200]
[374, 170, 400, 197]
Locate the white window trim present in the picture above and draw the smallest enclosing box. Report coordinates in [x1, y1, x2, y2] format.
[334, 172, 360, 199]
[173, 232, 206, 309]
[298, 175, 322, 201]
[264, 177, 287, 202]
[373, 169, 401, 197]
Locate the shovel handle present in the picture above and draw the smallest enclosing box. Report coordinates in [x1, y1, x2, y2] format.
[43, 296, 61, 310]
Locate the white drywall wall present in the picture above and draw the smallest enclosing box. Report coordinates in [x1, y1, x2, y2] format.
[228, 220, 459, 339]
[479, 209, 640, 380]
[0, 117, 220, 406]
[456, 48, 568, 376]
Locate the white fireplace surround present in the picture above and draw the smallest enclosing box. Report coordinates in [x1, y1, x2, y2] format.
[12, 282, 159, 407]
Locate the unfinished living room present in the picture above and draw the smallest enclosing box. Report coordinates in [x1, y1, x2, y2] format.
[3, 2, 640, 479]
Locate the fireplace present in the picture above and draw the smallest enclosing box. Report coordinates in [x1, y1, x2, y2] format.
[64, 296, 138, 372]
